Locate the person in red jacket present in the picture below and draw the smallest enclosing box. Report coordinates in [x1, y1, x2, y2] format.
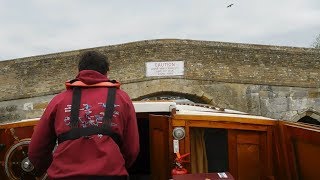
[28, 50, 139, 180]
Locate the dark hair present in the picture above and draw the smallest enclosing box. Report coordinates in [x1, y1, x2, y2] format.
[78, 51, 109, 74]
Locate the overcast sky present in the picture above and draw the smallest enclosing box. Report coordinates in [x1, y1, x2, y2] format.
[1, 0, 320, 61]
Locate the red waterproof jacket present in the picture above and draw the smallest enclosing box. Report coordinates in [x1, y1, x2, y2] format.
[29, 70, 139, 179]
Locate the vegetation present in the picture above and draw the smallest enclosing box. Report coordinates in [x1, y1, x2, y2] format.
[311, 34, 320, 48]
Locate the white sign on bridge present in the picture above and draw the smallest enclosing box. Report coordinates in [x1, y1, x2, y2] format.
[146, 61, 184, 77]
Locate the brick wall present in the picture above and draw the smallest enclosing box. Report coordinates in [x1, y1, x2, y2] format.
[0, 39, 319, 122]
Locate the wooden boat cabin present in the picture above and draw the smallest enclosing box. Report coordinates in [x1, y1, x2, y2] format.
[0, 101, 320, 180]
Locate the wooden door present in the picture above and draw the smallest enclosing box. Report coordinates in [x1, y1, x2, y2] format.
[279, 121, 320, 180]
[228, 130, 270, 180]
[149, 114, 170, 180]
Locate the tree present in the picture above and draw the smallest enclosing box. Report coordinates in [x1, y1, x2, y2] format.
[311, 34, 320, 48]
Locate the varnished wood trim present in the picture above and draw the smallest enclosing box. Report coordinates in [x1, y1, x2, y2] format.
[228, 130, 238, 179]
[184, 125, 191, 172]
[0, 119, 39, 129]
[266, 126, 273, 176]
[173, 114, 277, 125]
[171, 120, 186, 127]
[183, 120, 269, 131]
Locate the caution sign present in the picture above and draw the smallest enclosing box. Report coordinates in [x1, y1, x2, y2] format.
[146, 61, 184, 77]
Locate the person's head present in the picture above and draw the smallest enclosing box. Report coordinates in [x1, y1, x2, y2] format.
[78, 51, 110, 75]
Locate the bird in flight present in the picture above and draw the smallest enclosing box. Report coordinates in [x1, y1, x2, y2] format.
[227, 3, 234, 8]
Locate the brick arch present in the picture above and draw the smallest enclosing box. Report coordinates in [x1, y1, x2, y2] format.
[132, 91, 207, 104]
[121, 79, 219, 105]
[291, 108, 320, 123]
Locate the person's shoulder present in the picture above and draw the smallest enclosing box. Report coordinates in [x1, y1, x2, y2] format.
[116, 89, 132, 101]
[116, 88, 130, 97]
[54, 89, 69, 98]
[49, 90, 69, 104]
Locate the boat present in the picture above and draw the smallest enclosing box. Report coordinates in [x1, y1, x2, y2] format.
[0, 101, 319, 180]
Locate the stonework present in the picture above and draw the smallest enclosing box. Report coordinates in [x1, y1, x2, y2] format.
[0, 39, 319, 123]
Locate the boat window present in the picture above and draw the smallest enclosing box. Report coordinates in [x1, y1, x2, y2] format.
[204, 128, 229, 172]
[190, 128, 229, 173]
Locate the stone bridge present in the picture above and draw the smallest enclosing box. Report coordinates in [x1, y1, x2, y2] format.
[0, 39, 319, 123]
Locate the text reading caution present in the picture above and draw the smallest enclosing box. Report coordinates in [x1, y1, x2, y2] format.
[146, 61, 184, 77]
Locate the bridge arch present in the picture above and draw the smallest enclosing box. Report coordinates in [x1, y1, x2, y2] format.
[120, 78, 237, 109]
[0, 39, 319, 123]
[292, 108, 320, 125]
[133, 91, 206, 104]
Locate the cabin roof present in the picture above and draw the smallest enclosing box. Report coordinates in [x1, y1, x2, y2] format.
[175, 104, 274, 120]
[0, 101, 275, 127]
[133, 101, 176, 113]
[134, 101, 275, 120]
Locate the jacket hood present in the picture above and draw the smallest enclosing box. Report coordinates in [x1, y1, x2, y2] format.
[75, 70, 109, 85]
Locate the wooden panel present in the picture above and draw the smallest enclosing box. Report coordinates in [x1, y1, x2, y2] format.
[149, 114, 170, 180]
[168, 118, 174, 178]
[266, 126, 274, 178]
[173, 114, 276, 126]
[228, 130, 238, 178]
[171, 120, 186, 127]
[0, 119, 39, 130]
[184, 125, 191, 173]
[294, 141, 320, 179]
[281, 122, 320, 180]
[237, 144, 260, 180]
[272, 122, 288, 180]
[187, 120, 268, 131]
[228, 130, 270, 180]
[237, 133, 260, 144]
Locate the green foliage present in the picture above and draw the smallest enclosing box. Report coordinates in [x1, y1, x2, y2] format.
[312, 34, 320, 48]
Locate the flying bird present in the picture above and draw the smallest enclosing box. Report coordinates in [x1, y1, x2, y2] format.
[227, 3, 234, 8]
